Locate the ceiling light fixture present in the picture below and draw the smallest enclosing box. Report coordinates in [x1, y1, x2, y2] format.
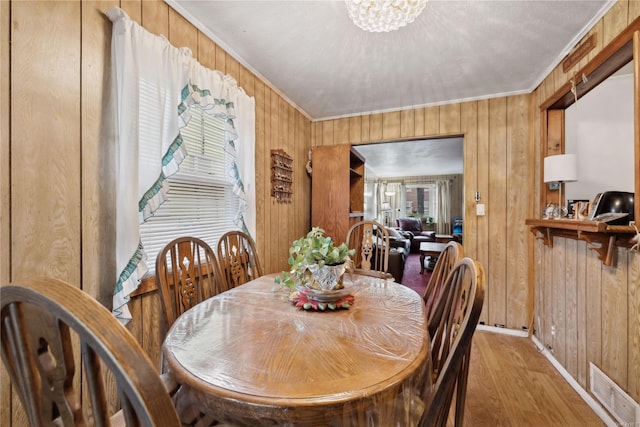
[345, 0, 428, 33]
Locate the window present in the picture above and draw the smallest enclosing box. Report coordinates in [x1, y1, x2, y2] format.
[405, 184, 436, 222]
[139, 102, 239, 269]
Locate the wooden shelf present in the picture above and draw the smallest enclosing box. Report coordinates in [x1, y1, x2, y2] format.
[525, 218, 637, 266]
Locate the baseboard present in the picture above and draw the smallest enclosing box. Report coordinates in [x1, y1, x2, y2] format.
[530, 335, 617, 427]
[476, 324, 529, 337]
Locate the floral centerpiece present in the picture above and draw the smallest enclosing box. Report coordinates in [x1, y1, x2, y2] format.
[275, 227, 355, 291]
[275, 227, 356, 311]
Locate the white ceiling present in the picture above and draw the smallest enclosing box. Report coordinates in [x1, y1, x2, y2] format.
[169, 0, 613, 121]
[354, 138, 463, 178]
[167, 0, 614, 177]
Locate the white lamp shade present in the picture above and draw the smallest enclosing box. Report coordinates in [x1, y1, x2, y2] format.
[544, 154, 577, 183]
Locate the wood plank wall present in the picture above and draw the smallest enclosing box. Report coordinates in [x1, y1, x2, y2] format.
[1, 0, 639, 425]
[531, 0, 640, 405]
[0, 1, 311, 425]
[312, 95, 533, 331]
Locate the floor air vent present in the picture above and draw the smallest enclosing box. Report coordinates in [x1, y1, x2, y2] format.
[590, 363, 639, 426]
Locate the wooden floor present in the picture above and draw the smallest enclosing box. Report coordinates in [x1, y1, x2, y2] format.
[457, 330, 606, 427]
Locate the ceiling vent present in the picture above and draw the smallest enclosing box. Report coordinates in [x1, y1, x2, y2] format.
[590, 362, 639, 426]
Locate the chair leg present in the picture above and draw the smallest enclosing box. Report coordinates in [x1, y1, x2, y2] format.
[454, 346, 472, 427]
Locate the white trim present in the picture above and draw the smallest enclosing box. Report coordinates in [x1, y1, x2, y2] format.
[530, 335, 617, 427]
[476, 324, 529, 337]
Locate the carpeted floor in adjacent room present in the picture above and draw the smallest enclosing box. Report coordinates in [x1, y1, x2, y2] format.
[399, 253, 431, 297]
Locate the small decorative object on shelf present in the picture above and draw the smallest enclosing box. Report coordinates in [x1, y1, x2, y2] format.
[271, 149, 293, 203]
[274, 227, 356, 305]
[542, 203, 559, 219]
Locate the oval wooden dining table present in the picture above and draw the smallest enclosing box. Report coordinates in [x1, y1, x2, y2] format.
[162, 273, 431, 426]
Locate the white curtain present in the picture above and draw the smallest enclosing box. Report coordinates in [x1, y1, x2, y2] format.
[436, 180, 451, 234]
[386, 182, 402, 226]
[108, 7, 255, 323]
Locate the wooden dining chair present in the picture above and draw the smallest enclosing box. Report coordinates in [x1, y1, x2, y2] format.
[0, 278, 181, 427]
[345, 220, 393, 279]
[156, 236, 225, 325]
[420, 258, 485, 427]
[424, 241, 464, 332]
[217, 230, 264, 291]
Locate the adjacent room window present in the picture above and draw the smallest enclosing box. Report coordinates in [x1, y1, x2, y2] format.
[139, 103, 239, 269]
[406, 184, 436, 222]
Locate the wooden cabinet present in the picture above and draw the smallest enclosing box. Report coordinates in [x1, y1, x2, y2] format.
[311, 145, 365, 244]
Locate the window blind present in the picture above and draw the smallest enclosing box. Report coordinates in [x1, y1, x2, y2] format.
[139, 100, 239, 267]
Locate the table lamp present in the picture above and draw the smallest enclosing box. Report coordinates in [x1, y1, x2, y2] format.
[544, 154, 577, 218]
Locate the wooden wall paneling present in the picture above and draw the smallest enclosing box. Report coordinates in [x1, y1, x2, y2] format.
[533, 240, 546, 346]
[369, 113, 383, 141]
[1, 0, 9, 286]
[168, 6, 197, 54]
[551, 237, 567, 366]
[382, 111, 400, 140]
[575, 241, 588, 389]
[141, 0, 168, 38]
[400, 109, 414, 138]
[334, 117, 349, 145]
[439, 103, 461, 135]
[424, 106, 440, 136]
[254, 79, 266, 265]
[311, 121, 320, 147]
[271, 92, 283, 271]
[239, 65, 254, 96]
[361, 115, 371, 142]
[11, 0, 82, 282]
[0, 2, 9, 426]
[629, 250, 640, 402]
[603, 0, 629, 46]
[564, 238, 579, 379]
[322, 120, 334, 146]
[601, 247, 629, 389]
[262, 87, 273, 271]
[10, 2, 82, 424]
[215, 44, 226, 73]
[197, 31, 217, 70]
[505, 95, 530, 330]
[631, 0, 640, 21]
[414, 107, 425, 136]
[476, 99, 490, 324]
[226, 54, 240, 83]
[542, 74, 556, 107]
[527, 93, 537, 334]
[280, 99, 292, 267]
[635, 30, 640, 225]
[585, 250, 603, 390]
[81, 0, 119, 319]
[349, 116, 362, 144]
[461, 101, 478, 260]
[541, 242, 554, 350]
[534, 87, 544, 214]
[120, 0, 141, 23]
[487, 98, 508, 327]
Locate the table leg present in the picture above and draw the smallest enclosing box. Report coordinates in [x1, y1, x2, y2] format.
[420, 253, 425, 274]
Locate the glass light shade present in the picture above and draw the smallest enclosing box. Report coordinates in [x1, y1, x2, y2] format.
[544, 154, 577, 183]
[345, 0, 428, 33]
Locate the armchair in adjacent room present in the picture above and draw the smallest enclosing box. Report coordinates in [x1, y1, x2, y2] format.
[395, 217, 436, 253]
